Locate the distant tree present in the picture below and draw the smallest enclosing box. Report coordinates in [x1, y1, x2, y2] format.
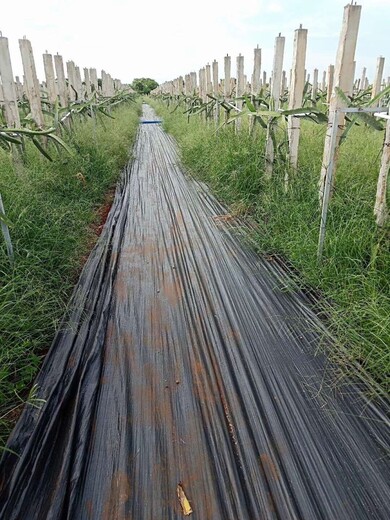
[131, 78, 159, 95]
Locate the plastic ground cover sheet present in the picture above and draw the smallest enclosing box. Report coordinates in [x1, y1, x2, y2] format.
[0, 105, 389, 519]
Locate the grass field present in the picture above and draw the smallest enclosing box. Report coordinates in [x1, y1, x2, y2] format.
[0, 101, 141, 447]
[151, 98, 390, 395]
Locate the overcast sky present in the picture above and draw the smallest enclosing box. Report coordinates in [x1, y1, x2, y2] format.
[1, 0, 389, 86]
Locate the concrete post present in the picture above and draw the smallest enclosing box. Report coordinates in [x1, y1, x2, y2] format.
[230, 78, 236, 97]
[350, 60, 356, 94]
[75, 65, 83, 99]
[102, 70, 112, 96]
[270, 34, 285, 110]
[374, 115, 390, 226]
[184, 74, 190, 96]
[281, 70, 287, 93]
[199, 68, 206, 102]
[236, 54, 245, 104]
[265, 33, 285, 177]
[287, 25, 307, 177]
[224, 55, 231, 98]
[212, 59, 219, 124]
[312, 68, 318, 101]
[54, 54, 68, 107]
[236, 54, 245, 131]
[360, 67, 366, 90]
[206, 64, 212, 95]
[251, 45, 261, 97]
[190, 71, 197, 95]
[198, 69, 203, 100]
[22, 76, 27, 97]
[89, 68, 98, 94]
[322, 70, 327, 91]
[84, 67, 91, 97]
[15, 76, 23, 100]
[212, 59, 219, 96]
[19, 38, 45, 127]
[178, 75, 184, 95]
[43, 52, 57, 105]
[326, 64, 334, 104]
[372, 56, 385, 104]
[66, 61, 77, 101]
[0, 36, 21, 127]
[109, 74, 115, 96]
[319, 3, 361, 203]
[101, 70, 106, 95]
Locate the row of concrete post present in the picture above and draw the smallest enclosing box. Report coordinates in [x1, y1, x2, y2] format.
[152, 4, 389, 234]
[0, 35, 130, 129]
[153, 53, 388, 109]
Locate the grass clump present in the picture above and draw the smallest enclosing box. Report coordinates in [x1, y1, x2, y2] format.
[0, 101, 141, 447]
[151, 99, 390, 393]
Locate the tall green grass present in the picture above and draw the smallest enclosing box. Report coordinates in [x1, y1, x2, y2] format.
[151, 99, 390, 393]
[0, 101, 141, 447]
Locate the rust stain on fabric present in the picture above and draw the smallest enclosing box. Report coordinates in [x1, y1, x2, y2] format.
[192, 360, 216, 408]
[85, 499, 94, 518]
[267, 492, 277, 513]
[175, 210, 185, 227]
[102, 471, 131, 520]
[163, 278, 182, 307]
[115, 270, 128, 303]
[67, 355, 77, 369]
[149, 302, 163, 327]
[226, 328, 241, 343]
[260, 453, 280, 481]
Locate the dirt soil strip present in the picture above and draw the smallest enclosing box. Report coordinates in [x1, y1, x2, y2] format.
[1, 104, 389, 519]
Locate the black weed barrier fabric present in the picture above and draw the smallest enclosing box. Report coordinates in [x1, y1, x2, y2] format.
[1, 105, 389, 519]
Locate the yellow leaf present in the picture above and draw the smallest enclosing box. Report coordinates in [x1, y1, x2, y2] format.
[177, 483, 193, 516]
